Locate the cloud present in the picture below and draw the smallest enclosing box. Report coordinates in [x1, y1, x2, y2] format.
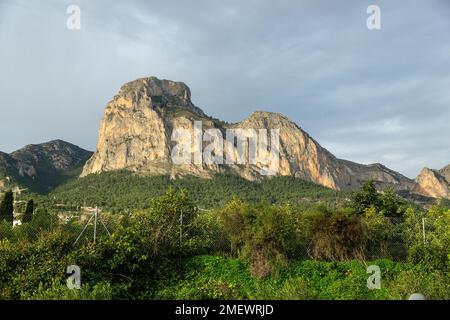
[0, 0, 449, 178]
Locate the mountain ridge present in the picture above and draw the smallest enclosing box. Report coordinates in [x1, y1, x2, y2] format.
[81, 76, 442, 198]
[0, 140, 92, 193]
[2, 76, 447, 200]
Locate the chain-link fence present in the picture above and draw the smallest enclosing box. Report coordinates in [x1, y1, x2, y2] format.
[2, 205, 450, 264]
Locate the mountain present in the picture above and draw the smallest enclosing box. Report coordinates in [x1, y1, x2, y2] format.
[415, 164, 450, 199]
[81, 76, 429, 197]
[440, 164, 450, 182]
[0, 140, 92, 193]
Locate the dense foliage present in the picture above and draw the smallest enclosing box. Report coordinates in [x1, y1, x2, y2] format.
[29, 172, 349, 211]
[22, 199, 34, 223]
[1, 180, 450, 300]
[0, 190, 14, 224]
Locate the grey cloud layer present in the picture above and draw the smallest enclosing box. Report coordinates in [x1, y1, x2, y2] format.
[0, 0, 449, 178]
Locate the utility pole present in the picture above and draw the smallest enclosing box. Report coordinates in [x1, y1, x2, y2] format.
[93, 206, 98, 244]
[180, 210, 183, 247]
[73, 205, 110, 246]
[422, 217, 426, 245]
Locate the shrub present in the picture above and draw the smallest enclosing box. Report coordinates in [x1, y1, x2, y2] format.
[131, 188, 198, 256]
[310, 213, 367, 262]
[0, 230, 72, 299]
[408, 243, 448, 271]
[220, 201, 298, 277]
[388, 269, 450, 300]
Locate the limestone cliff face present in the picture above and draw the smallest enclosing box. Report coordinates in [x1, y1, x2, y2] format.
[81, 77, 218, 178]
[415, 165, 450, 199]
[439, 165, 450, 183]
[233, 112, 419, 192]
[82, 76, 427, 195]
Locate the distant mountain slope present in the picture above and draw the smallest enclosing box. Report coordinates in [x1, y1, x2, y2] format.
[0, 152, 19, 192]
[0, 140, 92, 193]
[81, 76, 429, 197]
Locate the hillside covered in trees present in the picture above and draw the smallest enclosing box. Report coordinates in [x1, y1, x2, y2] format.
[29, 172, 351, 211]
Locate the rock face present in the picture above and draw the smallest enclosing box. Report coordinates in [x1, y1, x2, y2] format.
[82, 77, 215, 178]
[440, 164, 450, 183]
[0, 140, 92, 193]
[415, 165, 450, 199]
[82, 76, 432, 197]
[233, 111, 420, 192]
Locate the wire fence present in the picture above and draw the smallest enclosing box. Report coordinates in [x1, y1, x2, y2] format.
[2, 206, 449, 263]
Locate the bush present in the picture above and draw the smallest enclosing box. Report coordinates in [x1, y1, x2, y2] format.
[310, 213, 367, 262]
[220, 200, 299, 277]
[408, 244, 448, 271]
[0, 220, 13, 240]
[187, 209, 228, 255]
[388, 269, 450, 300]
[131, 188, 198, 256]
[0, 230, 72, 299]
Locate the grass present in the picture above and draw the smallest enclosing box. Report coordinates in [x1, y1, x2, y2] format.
[150, 255, 450, 300]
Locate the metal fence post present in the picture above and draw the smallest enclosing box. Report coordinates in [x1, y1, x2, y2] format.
[422, 217, 426, 245]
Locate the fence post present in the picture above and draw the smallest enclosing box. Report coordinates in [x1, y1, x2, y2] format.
[422, 217, 426, 245]
[180, 210, 183, 247]
[94, 206, 98, 244]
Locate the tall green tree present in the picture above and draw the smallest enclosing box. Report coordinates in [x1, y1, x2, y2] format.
[379, 187, 404, 217]
[0, 190, 14, 224]
[22, 199, 34, 223]
[351, 180, 380, 215]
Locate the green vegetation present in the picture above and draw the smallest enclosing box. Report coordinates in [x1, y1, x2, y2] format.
[32, 171, 348, 211]
[1, 180, 450, 300]
[0, 190, 14, 224]
[352, 182, 405, 217]
[22, 199, 34, 223]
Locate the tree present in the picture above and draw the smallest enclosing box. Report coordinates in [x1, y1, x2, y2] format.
[379, 187, 404, 217]
[351, 181, 380, 214]
[132, 188, 199, 256]
[22, 199, 34, 223]
[362, 205, 393, 258]
[0, 190, 14, 224]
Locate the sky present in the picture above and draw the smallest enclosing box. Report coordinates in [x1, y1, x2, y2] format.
[0, 0, 449, 178]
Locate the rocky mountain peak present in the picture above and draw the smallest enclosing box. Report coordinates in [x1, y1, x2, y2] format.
[240, 111, 297, 127]
[415, 166, 450, 199]
[112, 76, 206, 117]
[81, 75, 446, 199]
[439, 164, 450, 183]
[0, 140, 92, 193]
[11, 140, 92, 171]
